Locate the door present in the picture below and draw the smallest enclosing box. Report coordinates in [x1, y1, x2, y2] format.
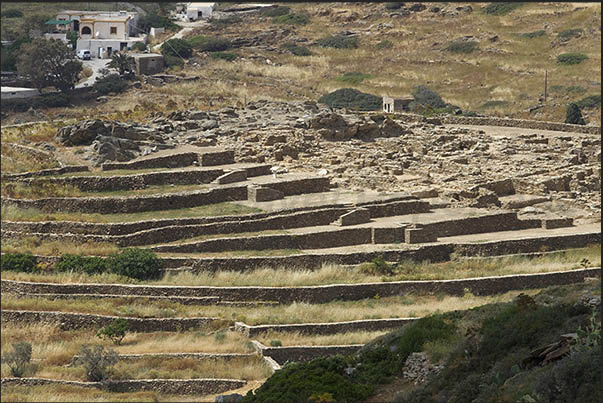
[107, 47, 113, 56]
[120, 42, 127, 51]
[73, 20, 79, 32]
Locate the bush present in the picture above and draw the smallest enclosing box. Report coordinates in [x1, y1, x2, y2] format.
[74, 345, 119, 382]
[93, 73, 129, 95]
[336, 72, 373, 85]
[272, 13, 310, 25]
[565, 103, 586, 125]
[97, 318, 129, 345]
[210, 51, 238, 62]
[375, 40, 393, 49]
[138, 12, 180, 33]
[107, 248, 162, 280]
[161, 38, 192, 58]
[445, 40, 479, 53]
[358, 256, 396, 276]
[1, 252, 37, 272]
[575, 94, 601, 109]
[412, 85, 446, 108]
[318, 88, 381, 111]
[520, 30, 545, 39]
[282, 42, 311, 56]
[261, 6, 291, 17]
[209, 15, 241, 27]
[270, 340, 283, 347]
[557, 52, 588, 65]
[385, 2, 405, 10]
[1, 9, 23, 18]
[131, 41, 147, 52]
[4, 342, 32, 377]
[558, 28, 584, 40]
[483, 2, 523, 15]
[316, 35, 358, 49]
[164, 54, 184, 68]
[55, 254, 107, 275]
[187, 35, 230, 52]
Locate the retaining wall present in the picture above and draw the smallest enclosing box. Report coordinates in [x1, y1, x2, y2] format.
[3, 267, 599, 305]
[252, 342, 362, 365]
[0, 310, 220, 332]
[101, 152, 199, 171]
[421, 212, 541, 237]
[0, 377, 246, 395]
[441, 115, 601, 135]
[236, 318, 417, 337]
[1, 166, 89, 181]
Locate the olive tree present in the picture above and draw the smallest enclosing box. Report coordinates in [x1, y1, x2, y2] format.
[17, 38, 82, 92]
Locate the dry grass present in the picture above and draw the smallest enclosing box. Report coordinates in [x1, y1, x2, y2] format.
[1, 235, 119, 256]
[0, 289, 535, 325]
[257, 330, 389, 346]
[0, 202, 262, 223]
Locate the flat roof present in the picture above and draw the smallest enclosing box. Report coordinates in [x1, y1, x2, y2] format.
[188, 2, 216, 7]
[45, 19, 74, 25]
[59, 10, 137, 15]
[131, 53, 163, 58]
[1, 86, 40, 92]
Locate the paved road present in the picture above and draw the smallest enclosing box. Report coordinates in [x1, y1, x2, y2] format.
[76, 58, 111, 89]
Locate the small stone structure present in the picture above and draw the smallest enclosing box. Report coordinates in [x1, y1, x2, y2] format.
[248, 186, 284, 202]
[132, 53, 164, 75]
[332, 208, 370, 226]
[214, 170, 247, 185]
[383, 96, 414, 113]
[404, 224, 437, 244]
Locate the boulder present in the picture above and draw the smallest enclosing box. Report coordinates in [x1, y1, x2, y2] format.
[56, 119, 106, 146]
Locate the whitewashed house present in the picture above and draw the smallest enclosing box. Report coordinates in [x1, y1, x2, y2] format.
[1, 86, 41, 100]
[178, 3, 216, 21]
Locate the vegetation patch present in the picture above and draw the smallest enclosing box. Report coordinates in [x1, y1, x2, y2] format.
[385, 2, 405, 10]
[557, 52, 589, 65]
[282, 42, 312, 56]
[565, 103, 586, 125]
[187, 35, 230, 52]
[272, 13, 309, 25]
[1, 252, 38, 273]
[375, 40, 394, 49]
[1, 9, 24, 18]
[482, 2, 523, 15]
[336, 72, 374, 85]
[210, 52, 238, 62]
[260, 6, 291, 17]
[93, 74, 129, 96]
[445, 40, 479, 54]
[138, 12, 180, 33]
[318, 88, 381, 111]
[575, 94, 601, 109]
[412, 85, 446, 108]
[0, 93, 71, 113]
[558, 28, 584, 40]
[209, 15, 242, 27]
[160, 38, 193, 59]
[481, 100, 509, 109]
[316, 35, 359, 49]
[519, 30, 545, 39]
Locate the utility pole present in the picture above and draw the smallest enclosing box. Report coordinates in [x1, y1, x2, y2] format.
[544, 70, 548, 103]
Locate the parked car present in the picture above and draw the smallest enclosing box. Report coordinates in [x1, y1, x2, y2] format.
[77, 49, 91, 60]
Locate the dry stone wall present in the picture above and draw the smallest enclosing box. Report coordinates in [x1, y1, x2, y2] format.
[441, 115, 601, 135]
[252, 342, 362, 364]
[101, 152, 199, 171]
[1, 166, 89, 181]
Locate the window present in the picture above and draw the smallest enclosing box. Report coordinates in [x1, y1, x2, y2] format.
[110, 26, 117, 34]
[81, 26, 91, 35]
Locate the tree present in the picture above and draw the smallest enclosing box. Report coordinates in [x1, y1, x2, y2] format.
[66, 30, 78, 50]
[17, 39, 82, 92]
[565, 103, 586, 125]
[108, 52, 135, 76]
[97, 318, 129, 345]
[160, 38, 192, 59]
[4, 342, 32, 377]
[74, 344, 119, 382]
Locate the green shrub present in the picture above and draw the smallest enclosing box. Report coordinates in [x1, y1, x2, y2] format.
[283, 42, 312, 56]
[209, 15, 241, 27]
[557, 52, 588, 65]
[97, 318, 129, 345]
[161, 38, 192, 58]
[93, 74, 129, 95]
[412, 85, 446, 108]
[210, 51, 238, 62]
[55, 254, 107, 275]
[163, 54, 184, 68]
[270, 340, 283, 347]
[483, 2, 523, 15]
[187, 35, 230, 52]
[566, 85, 587, 94]
[1, 252, 37, 272]
[74, 345, 119, 382]
[318, 88, 381, 111]
[445, 40, 479, 53]
[558, 28, 584, 40]
[131, 41, 147, 52]
[358, 256, 396, 276]
[385, 2, 405, 10]
[138, 12, 180, 33]
[575, 94, 601, 109]
[316, 35, 359, 49]
[107, 248, 162, 280]
[565, 103, 586, 125]
[261, 6, 291, 17]
[272, 13, 309, 25]
[1, 9, 23, 18]
[1, 93, 72, 113]
[520, 30, 545, 39]
[375, 40, 393, 49]
[336, 72, 373, 85]
[4, 342, 32, 377]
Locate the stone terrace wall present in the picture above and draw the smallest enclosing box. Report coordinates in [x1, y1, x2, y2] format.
[1, 186, 248, 214]
[260, 345, 362, 365]
[441, 115, 601, 135]
[4, 267, 598, 305]
[262, 177, 331, 196]
[421, 212, 541, 237]
[236, 318, 416, 337]
[0, 310, 219, 332]
[101, 152, 199, 171]
[1, 165, 89, 181]
[0, 377, 246, 395]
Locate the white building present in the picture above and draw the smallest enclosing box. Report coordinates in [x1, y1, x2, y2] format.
[1, 86, 41, 100]
[55, 10, 146, 58]
[179, 2, 216, 21]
